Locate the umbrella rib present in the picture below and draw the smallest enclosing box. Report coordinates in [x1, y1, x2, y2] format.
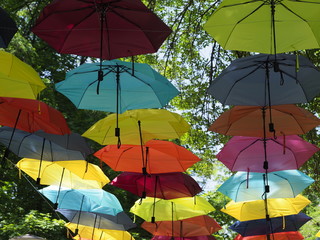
[269, 139, 299, 168]
[271, 173, 296, 196]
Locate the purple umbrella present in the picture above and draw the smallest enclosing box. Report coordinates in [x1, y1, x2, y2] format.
[217, 135, 319, 172]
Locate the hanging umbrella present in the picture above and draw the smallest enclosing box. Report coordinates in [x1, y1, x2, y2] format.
[57, 209, 136, 231]
[82, 109, 190, 145]
[217, 170, 314, 202]
[130, 196, 215, 222]
[94, 140, 200, 174]
[203, 0, 320, 54]
[111, 172, 202, 199]
[0, 51, 46, 99]
[229, 213, 311, 236]
[17, 158, 109, 189]
[221, 194, 310, 221]
[9, 234, 46, 240]
[207, 54, 320, 106]
[142, 215, 221, 237]
[208, 105, 320, 138]
[234, 231, 304, 240]
[217, 135, 319, 173]
[0, 7, 18, 48]
[151, 236, 217, 240]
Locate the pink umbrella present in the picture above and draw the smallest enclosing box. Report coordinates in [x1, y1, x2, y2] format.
[151, 235, 217, 240]
[111, 172, 202, 199]
[217, 135, 319, 172]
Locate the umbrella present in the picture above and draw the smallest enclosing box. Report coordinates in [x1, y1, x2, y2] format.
[94, 140, 200, 174]
[17, 158, 109, 189]
[31, 0, 172, 60]
[111, 172, 202, 199]
[82, 109, 190, 145]
[216, 135, 319, 173]
[0, 7, 18, 48]
[142, 215, 221, 237]
[130, 196, 215, 222]
[234, 231, 304, 240]
[57, 209, 136, 231]
[39, 186, 123, 215]
[217, 170, 314, 202]
[317, 231, 320, 237]
[151, 236, 217, 240]
[203, 0, 320, 54]
[229, 213, 311, 236]
[9, 234, 46, 240]
[207, 54, 320, 106]
[0, 51, 46, 99]
[221, 194, 310, 221]
[208, 105, 320, 138]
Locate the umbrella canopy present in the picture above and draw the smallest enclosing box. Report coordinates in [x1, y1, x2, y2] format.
[208, 105, 320, 138]
[0, 51, 46, 99]
[66, 223, 134, 240]
[39, 186, 123, 215]
[217, 135, 319, 172]
[130, 196, 215, 222]
[151, 236, 217, 240]
[111, 172, 202, 199]
[82, 109, 190, 145]
[229, 213, 311, 236]
[203, 0, 320, 54]
[221, 194, 310, 221]
[217, 170, 314, 202]
[57, 209, 136, 231]
[31, 0, 172, 60]
[142, 215, 221, 237]
[0, 7, 17, 48]
[0, 97, 70, 135]
[94, 140, 200, 174]
[234, 231, 304, 240]
[207, 54, 320, 106]
[17, 158, 109, 189]
[55, 60, 179, 113]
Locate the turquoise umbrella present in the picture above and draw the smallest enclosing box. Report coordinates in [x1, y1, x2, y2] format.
[218, 170, 314, 202]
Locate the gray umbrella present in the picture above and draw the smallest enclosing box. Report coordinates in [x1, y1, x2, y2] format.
[207, 53, 320, 106]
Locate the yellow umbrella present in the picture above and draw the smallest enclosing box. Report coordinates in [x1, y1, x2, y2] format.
[316, 231, 320, 237]
[221, 194, 310, 221]
[0, 51, 46, 99]
[66, 222, 134, 240]
[82, 109, 190, 145]
[16, 158, 109, 189]
[130, 196, 215, 222]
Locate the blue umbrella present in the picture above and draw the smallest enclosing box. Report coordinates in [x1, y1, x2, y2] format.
[229, 213, 312, 236]
[217, 170, 314, 202]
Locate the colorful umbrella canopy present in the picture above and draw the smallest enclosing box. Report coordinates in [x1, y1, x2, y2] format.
[229, 213, 311, 236]
[66, 223, 134, 240]
[234, 231, 304, 240]
[221, 194, 310, 221]
[142, 215, 221, 237]
[57, 209, 136, 231]
[217, 170, 314, 202]
[55, 60, 179, 113]
[207, 54, 320, 106]
[39, 186, 123, 215]
[82, 109, 190, 145]
[130, 196, 215, 222]
[217, 135, 319, 172]
[31, 0, 172, 60]
[94, 140, 200, 174]
[203, 0, 320, 54]
[0, 97, 70, 135]
[17, 158, 109, 189]
[111, 172, 202, 199]
[0, 51, 45, 99]
[151, 236, 217, 240]
[208, 105, 320, 138]
[0, 7, 17, 48]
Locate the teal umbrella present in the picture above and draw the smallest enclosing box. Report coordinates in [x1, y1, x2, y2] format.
[218, 170, 314, 202]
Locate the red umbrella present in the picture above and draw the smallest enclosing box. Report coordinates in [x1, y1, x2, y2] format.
[111, 172, 202, 199]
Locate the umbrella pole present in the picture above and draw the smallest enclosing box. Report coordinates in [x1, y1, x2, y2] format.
[115, 65, 121, 148]
[36, 138, 46, 185]
[97, 8, 107, 95]
[265, 62, 275, 136]
[138, 120, 147, 174]
[91, 214, 98, 239]
[74, 195, 85, 235]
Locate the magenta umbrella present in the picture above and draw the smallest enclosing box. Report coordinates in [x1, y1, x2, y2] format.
[217, 135, 319, 172]
[151, 236, 216, 240]
[111, 172, 202, 199]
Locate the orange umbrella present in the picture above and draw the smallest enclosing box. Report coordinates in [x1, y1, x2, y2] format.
[142, 215, 221, 237]
[234, 231, 304, 240]
[209, 105, 320, 138]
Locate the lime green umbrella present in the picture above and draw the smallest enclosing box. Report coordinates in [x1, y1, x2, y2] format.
[204, 0, 320, 54]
